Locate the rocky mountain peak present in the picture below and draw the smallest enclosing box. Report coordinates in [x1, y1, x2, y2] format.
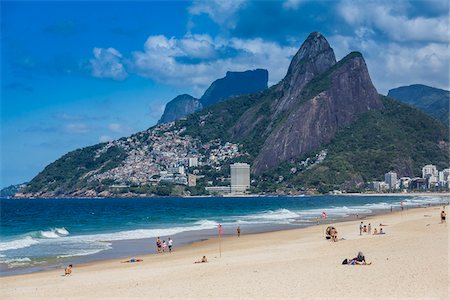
[282, 32, 336, 94]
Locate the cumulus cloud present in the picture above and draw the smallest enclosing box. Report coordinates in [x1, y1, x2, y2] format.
[131, 34, 297, 90]
[188, 0, 247, 29]
[338, 1, 449, 43]
[329, 34, 450, 93]
[90, 47, 128, 80]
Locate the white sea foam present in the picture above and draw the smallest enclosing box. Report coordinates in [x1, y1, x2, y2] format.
[0, 236, 39, 251]
[38, 227, 70, 239]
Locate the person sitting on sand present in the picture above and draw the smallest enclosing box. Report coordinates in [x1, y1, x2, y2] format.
[379, 228, 385, 234]
[441, 211, 446, 223]
[194, 256, 208, 264]
[363, 225, 367, 233]
[121, 258, 143, 263]
[373, 228, 378, 235]
[64, 264, 73, 276]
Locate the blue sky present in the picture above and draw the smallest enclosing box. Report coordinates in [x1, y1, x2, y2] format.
[1, 0, 449, 187]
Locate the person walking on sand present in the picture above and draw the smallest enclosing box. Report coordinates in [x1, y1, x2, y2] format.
[441, 210, 446, 223]
[162, 240, 167, 252]
[359, 222, 363, 235]
[168, 238, 173, 252]
[368, 223, 372, 234]
[237, 226, 241, 238]
[156, 237, 162, 253]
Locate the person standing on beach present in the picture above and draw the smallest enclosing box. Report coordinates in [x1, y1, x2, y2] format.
[168, 238, 173, 252]
[237, 226, 241, 238]
[441, 211, 446, 223]
[368, 223, 372, 234]
[156, 237, 162, 253]
[359, 222, 363, 235]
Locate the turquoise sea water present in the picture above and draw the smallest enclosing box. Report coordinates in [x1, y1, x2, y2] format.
[0, 195, 447, 274]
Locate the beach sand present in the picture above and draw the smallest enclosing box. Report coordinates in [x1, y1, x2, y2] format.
[1, 207, 448, 299]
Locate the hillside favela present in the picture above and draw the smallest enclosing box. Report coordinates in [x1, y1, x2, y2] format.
[1, 1, 449, 299]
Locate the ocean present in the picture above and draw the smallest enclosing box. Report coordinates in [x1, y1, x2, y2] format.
[0, 195, 447, 275]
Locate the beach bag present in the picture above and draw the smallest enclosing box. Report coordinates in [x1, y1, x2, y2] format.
[342, 259, 348, 265]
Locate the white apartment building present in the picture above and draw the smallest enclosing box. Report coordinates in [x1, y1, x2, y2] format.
[384, 171, 398, 190]
[230, 163, 250, 193]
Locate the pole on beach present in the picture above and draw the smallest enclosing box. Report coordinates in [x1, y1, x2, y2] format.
[218, 224, 223, 258]
[321, 212, 327, 238]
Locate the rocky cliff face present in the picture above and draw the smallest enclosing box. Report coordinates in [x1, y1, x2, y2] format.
[226, 32, 383, 174]
[252, 52, 383, 173]
[158, 94, 202, 124]
[158, 69, 269, 124]
[200, 69, 268, 107]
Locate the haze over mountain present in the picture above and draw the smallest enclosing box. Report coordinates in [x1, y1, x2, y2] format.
[19, 32, 449, 197]
[158, 69, 268, 124]
[388, 84, 449, 124]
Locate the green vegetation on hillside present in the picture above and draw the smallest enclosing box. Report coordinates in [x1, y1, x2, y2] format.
[256, 96, 449, 193]
[25, 144, 127, 195]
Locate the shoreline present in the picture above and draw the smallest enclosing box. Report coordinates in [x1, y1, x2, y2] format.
[0, 201, 445, 278]
[7, 191, 450, 199]
[1, 205, 447, 299]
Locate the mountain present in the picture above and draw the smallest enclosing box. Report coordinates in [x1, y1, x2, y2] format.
[19, 32, 449, 197]
[158, 94, 202, 124]
[200, 69, 268, 107]
[1, 183, 27, 198]
[158, 69, 268, 124]
[388, 84, 449, 124]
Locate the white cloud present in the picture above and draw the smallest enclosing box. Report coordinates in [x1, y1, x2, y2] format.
[64, 123, 90, 134]
[329, 34, 450, 94]
[132, 34, 297, 90]
[90, 47, 128, 80]
[188, 0, 247, 29]
[108, 123, 125, 133]
[99, 135, 113, 143]
[283, 0, 302, 10]
[338, 1, 449, 43]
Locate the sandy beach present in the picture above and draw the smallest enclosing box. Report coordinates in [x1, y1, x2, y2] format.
[1, 206, 448, 299]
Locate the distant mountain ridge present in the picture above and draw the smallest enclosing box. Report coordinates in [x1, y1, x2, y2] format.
[19, 32, 449, 197]
[158, 69, 268, 124]
[388, 84, 449, 124]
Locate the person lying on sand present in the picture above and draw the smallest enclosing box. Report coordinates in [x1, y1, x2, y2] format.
[379, 223, 388, 226]
[342, 251, 372, 265]
[194, 256, 208, 264]
[121, 258, 143, 263]
[64, 264, 73, 276]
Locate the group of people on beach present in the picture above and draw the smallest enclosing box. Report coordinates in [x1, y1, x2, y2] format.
[156, 237, 173, 253]
[359, 221, 386, 236]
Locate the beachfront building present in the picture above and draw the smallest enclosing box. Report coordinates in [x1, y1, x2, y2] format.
[188, 174, 197, 187]
[230, 163, 250, 193]
[399, 177, 411, 189]
[422, 165, 438, 187]
[205, 186, 231, 194]
[384, 171, 398, 190]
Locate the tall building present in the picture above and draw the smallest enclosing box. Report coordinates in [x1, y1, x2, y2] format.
[230, 163, 250, 193]
[422, 164, 437, 178]
[384, 171, 398, 190]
